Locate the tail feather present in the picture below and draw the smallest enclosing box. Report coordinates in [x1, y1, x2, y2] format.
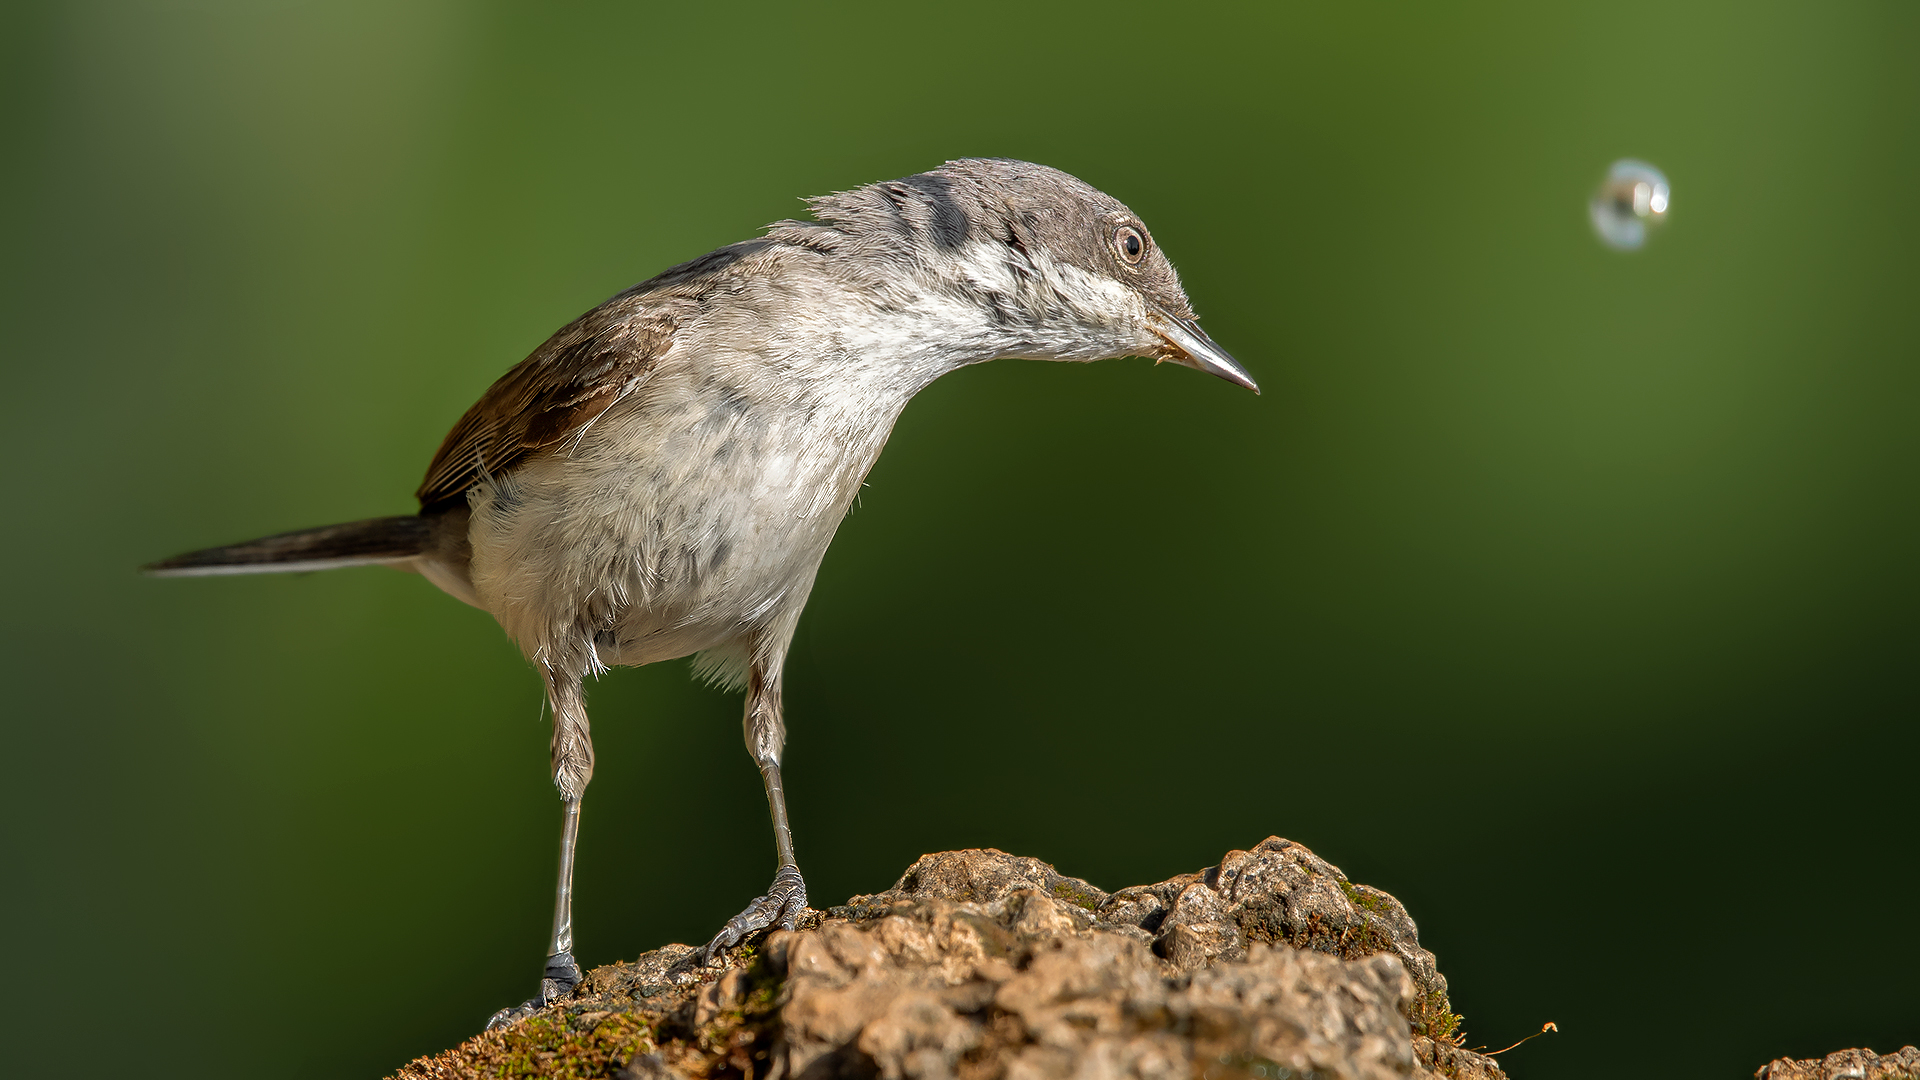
[145, 515, 431, 577]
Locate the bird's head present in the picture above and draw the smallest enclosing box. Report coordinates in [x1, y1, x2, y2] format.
[791, 158, 1258, 394]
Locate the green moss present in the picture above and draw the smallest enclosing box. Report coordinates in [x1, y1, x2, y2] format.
[1332, 882, 1463, 1045]
[1409, 988, 1464, 1045]
[1341, 919, 1395, 956]
[1049, 882, 1102, 912]
[1339, 881, 1395, 917]
[475, 1010, 655, 1079]
[690, 954, 788, 1077]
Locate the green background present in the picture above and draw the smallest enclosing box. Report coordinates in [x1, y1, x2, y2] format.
[3, 1, 1914, 1076]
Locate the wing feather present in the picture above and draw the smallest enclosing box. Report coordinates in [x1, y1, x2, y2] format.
[415, 292, 684, 510]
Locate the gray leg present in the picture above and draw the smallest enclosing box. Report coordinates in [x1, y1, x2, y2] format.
[488, 666, 594, 1029]
[700, 661, 809, 962]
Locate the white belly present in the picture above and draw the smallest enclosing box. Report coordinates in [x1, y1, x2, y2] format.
[460, 365, 900, 680]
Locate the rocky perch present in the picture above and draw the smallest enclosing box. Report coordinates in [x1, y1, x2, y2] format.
[1755, 1048, 1920, 1080]
[396, 838, 1512, 1079]
[393, 837, 1919, 1079]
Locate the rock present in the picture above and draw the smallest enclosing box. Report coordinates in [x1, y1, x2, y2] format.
[392, 838, 1502, 1080]
[1755, 1046, 1920, 1080]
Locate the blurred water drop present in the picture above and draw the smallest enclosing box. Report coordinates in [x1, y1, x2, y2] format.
[1590, 159, 1671, 250]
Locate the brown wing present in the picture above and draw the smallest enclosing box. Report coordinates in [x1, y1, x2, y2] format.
[415, 292, 684, 510]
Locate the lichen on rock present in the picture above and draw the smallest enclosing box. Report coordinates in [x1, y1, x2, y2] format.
[394, 838, 1504, 1080]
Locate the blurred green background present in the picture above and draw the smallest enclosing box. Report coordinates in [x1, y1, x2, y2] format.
[3, 1, 1914, 1076]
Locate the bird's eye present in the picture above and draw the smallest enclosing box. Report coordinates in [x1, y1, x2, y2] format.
[1114, 225, 1146, 266]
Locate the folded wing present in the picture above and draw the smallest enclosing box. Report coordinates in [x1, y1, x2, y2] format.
[415, 292, 686, 511]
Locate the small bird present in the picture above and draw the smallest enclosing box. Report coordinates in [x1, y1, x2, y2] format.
[147, 158, 1257, 1026]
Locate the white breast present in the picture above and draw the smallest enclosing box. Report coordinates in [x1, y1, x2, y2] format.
[457, 247, 1038, 682]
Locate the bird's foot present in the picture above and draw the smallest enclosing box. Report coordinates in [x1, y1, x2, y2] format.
[485, 950, 583, 1030]
[699, 864, 808, 964]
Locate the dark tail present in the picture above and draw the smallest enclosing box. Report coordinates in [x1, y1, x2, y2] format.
[144, 515, 432, 577]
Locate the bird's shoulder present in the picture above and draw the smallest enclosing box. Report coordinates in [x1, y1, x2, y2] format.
[414, 241, 781, 511]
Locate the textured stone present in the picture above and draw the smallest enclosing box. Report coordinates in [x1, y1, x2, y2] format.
[393, 838, 1498, 1080]
[1754, 1046, 1920, 1080]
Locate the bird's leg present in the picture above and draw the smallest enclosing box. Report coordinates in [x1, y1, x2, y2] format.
[700, 660, 809, 962]
[540, 796, 584, 987]
[488, 665, 595, 1029]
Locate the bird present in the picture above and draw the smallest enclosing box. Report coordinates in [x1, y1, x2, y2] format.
[146, 157, 1258, 1027]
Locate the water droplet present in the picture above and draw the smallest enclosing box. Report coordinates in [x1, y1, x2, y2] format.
[1589, 159, 1671, 250]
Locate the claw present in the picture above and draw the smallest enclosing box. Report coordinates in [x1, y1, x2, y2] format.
[485, 950, 583, 1029]
[699, 864, 808, 964]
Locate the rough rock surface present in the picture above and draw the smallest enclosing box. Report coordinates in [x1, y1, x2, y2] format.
[1755, 1047, 1920, 1080]
[395, 838, 1506, 1080]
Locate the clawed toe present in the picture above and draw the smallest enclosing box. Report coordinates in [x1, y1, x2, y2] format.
[699, 864, 808, 964]
[486, 950, 583, 1029]
[486, 1002, 535, 1030]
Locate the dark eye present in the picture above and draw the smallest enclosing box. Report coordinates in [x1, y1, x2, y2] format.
[1115, 225, 1146, 265]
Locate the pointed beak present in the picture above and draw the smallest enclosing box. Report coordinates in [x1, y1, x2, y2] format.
[1149, 312, 1259, 394]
